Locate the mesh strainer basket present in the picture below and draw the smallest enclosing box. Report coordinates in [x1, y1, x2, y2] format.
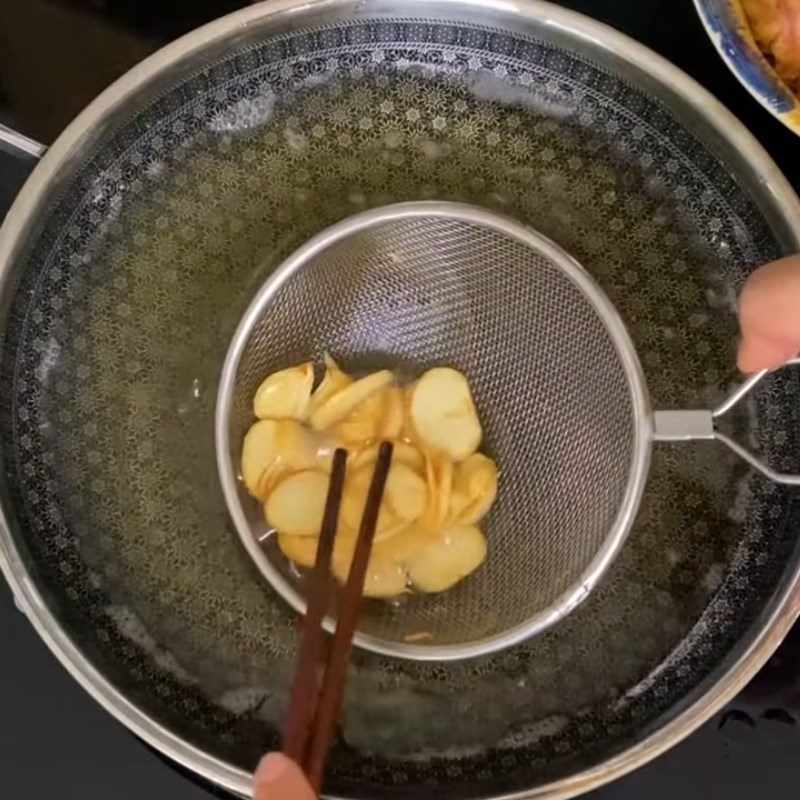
[216, 201, 800, 661]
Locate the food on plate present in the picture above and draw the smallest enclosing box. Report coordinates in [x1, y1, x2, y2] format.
[741, 0, 800, 92]
[240, 356, 498, 599]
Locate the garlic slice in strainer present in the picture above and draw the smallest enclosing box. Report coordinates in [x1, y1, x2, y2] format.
[253, 362, 314, 420]
[410, 367, 482, 461]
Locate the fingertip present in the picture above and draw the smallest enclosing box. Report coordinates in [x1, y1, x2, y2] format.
[254, 753, 316, 800]
[255, 752, 291, 783]
[738, 257, 800, 357]
[736, 337, 759, 374]
[737, 334, 797, 374]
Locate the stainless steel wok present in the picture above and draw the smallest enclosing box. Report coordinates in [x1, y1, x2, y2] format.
[1, 1, 800, 798]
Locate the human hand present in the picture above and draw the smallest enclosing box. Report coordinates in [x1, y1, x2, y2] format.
[737, 255, 800, 373]
[254, 753, 316, 800]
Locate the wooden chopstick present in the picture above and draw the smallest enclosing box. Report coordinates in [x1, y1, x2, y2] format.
[282, 447, 348, 766]
[303, 441, 393, 790]
[282, 441, 394, 794]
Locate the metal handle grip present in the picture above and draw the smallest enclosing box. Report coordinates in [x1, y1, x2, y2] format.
[0, 124, 46, 160]
[653, 358, 800, 486]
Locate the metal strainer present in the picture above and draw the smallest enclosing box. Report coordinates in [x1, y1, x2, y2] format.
[216, 201, 800, 661]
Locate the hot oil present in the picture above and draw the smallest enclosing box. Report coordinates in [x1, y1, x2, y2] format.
[53, 70, 748, 758]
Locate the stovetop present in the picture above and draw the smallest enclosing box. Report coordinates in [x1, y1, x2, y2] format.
[1, 1, 799, 797]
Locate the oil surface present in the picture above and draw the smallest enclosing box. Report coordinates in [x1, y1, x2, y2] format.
[51, 70, 751, 758]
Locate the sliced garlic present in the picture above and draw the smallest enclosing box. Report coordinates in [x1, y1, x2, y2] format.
[333, 551, 409, 598]
[279, 530, 359, 569]
[374, 524, 433, 563]
[309, 354, 352, 415]
[405, 525, 487, 593]
[399, 382, 418, 442]
[277, 532, 318, 568]
[247, 357, 496, 601]
[340, 466, 405, 540]
[449, 453, 499, 525]
[385, 462, 428, 522]
[421, 452, 454, 530]
[310, 370, 393, 431]
[350, 441, 424, 474]
[410, 367, 481, 461]
[265, 470, 329, 536]
[279, 528, 422, 600]
[404, 631, 434, 643]
[253, 362, 314, 421]
[313, 440, 339, 473]
[348, 443, 381, 471]
[361, 558, 409, 598]
[281, 528, 416, 599]
[395, 441, 426, 473]
[331, 390, 385, 445]
[380, 386, 404, 439]
[241, 419, 279, 498]
[275, 420, 319, 471]
[256, 459, 291, 501]
[332, 418, 378, 446]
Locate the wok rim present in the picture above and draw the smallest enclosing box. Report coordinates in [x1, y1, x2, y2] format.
[0, 0, 799, 797]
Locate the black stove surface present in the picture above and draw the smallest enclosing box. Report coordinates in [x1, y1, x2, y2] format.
[1, 1, 799, 797]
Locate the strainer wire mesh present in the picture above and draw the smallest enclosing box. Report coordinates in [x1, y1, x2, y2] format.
[216, 202, 651, 660]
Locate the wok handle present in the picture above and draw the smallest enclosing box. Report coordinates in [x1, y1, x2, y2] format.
[0, 123, 46, 160]
[653, 357, 800, 486]
[0, 123, 45, 614]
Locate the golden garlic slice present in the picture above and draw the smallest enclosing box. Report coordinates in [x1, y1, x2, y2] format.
[241, 419, 279, 498]
[280, 528, 422, 599]
[355, 388, 386, 422]
[332, 418, 378, 446]
[361, 558, 409, 598]
[385, 462, 428, 522]
[421, 452, 454, 530]
[404, 631, 434, 643]
[256, 459, 292, 501]
[253, 362, 314, 421]
[340, 467, 406, 540]
[350, 441, 425, 474]
[374, 524, 433, 563]
[279, 530, 356, 571]
[449, 453, 499, 525]
[394, 441, 426, 473]
[275, 420, 319, 472]
[410, 367, 481, 461]
[405, 525, 487, 593]
[309, 354, 352, 415]
[348, 443, 381, 471]
[277, 532, 318, 568]
[265, 470, 329, 535]
[398, 382, 418, 442]
[313, 441, 340, 473]
[310, 370, 393, 431]
[333, 551, 409, 598]
[331, 389, 385, 445]
[247, 357, 494, 601]
[380, 386, 404, 439]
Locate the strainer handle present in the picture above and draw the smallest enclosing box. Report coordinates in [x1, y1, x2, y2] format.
[653, 357, 800, 486]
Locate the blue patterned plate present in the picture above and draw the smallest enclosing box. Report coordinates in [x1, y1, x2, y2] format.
[694, 0, 800, 135]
